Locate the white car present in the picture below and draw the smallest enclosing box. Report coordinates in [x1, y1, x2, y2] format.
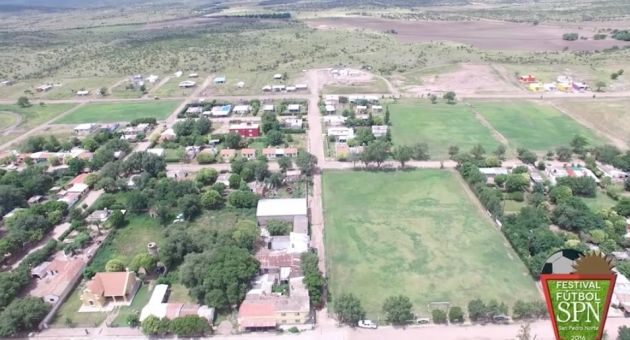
[357, 320, 377, 329]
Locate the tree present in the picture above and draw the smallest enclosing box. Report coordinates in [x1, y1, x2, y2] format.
[549, 185, 573, 204]
[432, 309, 447, 324]
[555, 146, 573, 162]
[296, 151, 317, 176]
[201, 190, 223, 210]
[278, 156, 292, 172]
[108, 210, 126, 228]
[515, 323, 533, 340]
[266, 130, 284, 146]
[505, 174, 530, 192]
[557, 176, 597, 197]
[570, 135, 589, 155]
[614, 198, 630, 216]
[0, 297, 50, 337]
[443, 91, 456, 104]
[99, 87, 108, 96]
[224, 133, 242, 149]
[301, 252, 325, 307]
[354, 127, 375, 145]
[232, 221, 259, 251]
[169, 315, 210, 337]
[448, 306, 464, 323]
[126, 191, 148, 213]
[469, 144, 486, 161]
[493, 145, 506, 160]
[619, 326, 630, 340]
[391, 145, 412, 168]
[517, 148, 537, 164]
[430, 95, 438, 104]
[384, 106, 390, 125]
[129, 253, 157, 272]
[382, 295, 414, 325]
[141, 316, 170, 336]
[178, 194, 201, 220]
[16, 96, 31, 108]
[196, 168, 218, 186]
[197, 152, 215, 164]
[334, 293, 365, 326]
[227, 190, 258, 208]
[228, 174, 241, 189]
[467, 299, 488, 322]
[448, 145, 459, 160]
[267, 220, 291, 236]
[411, 143, 430, 161]
[363, 140, 390, 168]
[595, 81, 606, 92]
[106, 259, 125, 272]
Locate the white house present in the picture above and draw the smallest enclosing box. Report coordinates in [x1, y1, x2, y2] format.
[355, 105, 367, 114]
[283, 118, 303, 129]
[324, 95, 339, 103]
[286, 86, 296, 92]
[263, 104, 275, 112]
[325, 105, 336, 114]
[210, 105, 232, 117]
[147, 148, 165, 157]
[273, 73, 283, 80]
[174, 71, 183, 78]
[213, 76, 226, 84]
[288, 232, 309, 254]
[295, 84, 308, 90]
[371, 125, 388, 138]
[256, 198, 307, 226]
[74, 123, 97, 135]
[76, 90, 90, 96]
[146, 75, 159, 83]
[233, 105, 251, 115]
[272, 85, 285, 92]
[323, 116, 346, 126]
[236, 81, 245, 88]
[327, 127, 354, 142]
[372, 105, 383, 113]
[287, 104, 301, 113]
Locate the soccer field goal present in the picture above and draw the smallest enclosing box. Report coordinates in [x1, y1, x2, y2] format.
[427, 301, 450, 313]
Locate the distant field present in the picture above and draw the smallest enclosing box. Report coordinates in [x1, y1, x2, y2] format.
[323, 170, 539, 318]
[470, 100, 605, 152]
[0, 78, 120, 100]
[390, 101, 500, 159]
[151, 75, 200, 98]
[54, 100, 180, 124]
[323, 77, 389, 94]
[204, 70, 305, 96]
[0, 103, 77, 145]
[553, 99, 630, 147]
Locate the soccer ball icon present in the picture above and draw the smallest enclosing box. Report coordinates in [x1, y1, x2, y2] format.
[541, 249, 583, 275]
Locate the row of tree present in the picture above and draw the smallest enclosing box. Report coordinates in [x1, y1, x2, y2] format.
[141, 315, 210, 337]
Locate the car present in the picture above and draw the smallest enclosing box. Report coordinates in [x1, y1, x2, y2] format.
[416, 317, 431, 325]
[493, 314, 511, 324]
[357, 320, 377, 329]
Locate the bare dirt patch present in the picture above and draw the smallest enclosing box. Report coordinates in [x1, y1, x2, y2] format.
[404, 63, 523, 96]
[306, 17, 630, 52]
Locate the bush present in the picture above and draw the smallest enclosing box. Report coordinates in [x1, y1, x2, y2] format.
[448, 306, 465, 323]
[227, 190, 258, 208]
[507, 191, 525, 202]
[196, 152, 215, 164]
[562, 32, 579, 41]
[432, 309, 447, 324]
[267, 220, 292, 236]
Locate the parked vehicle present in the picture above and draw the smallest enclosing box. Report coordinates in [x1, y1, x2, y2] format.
[357, 320, 378, 329]
[416, 317, 431, 325]
[493, 314, 511, 324]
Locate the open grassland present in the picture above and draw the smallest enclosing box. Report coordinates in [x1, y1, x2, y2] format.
[89, 216, 165, 272]
[151, 74, 205, 98]
[0, 111, 18, 128]
[552, 99, 630, 147]
[54, 100, 180, 124]
[470, 100, 606, 152]
[0, 103, 77, 145]
[323, 77, 390, 94]
[204, 70, 305, 96]
[389, 101, 500, 159]
[323, 170, 539, 318]
[0, 78, 120, 100]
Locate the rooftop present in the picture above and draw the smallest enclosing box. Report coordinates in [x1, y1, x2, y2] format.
[257, 198, 307, 217]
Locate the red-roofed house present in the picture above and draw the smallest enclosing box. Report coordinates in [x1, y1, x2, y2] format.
[238, 299, 277, 331]
[241, 148, 256, 160]
[80, 271, 139, 308]
[69, 173, 89, 186]
[29, 254, 85, 305]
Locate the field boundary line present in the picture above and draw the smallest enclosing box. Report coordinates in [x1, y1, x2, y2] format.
[548, 101, 627, 150]
[464, 102, 510, 146]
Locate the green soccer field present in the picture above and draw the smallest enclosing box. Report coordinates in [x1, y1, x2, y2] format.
[389, 101, 501, 159]
[323, 170, 540, 318]
[54, 100, 181, 124]
[470, 100, 605, 152]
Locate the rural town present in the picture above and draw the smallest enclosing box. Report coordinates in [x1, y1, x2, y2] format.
[0, 0, 630, 339]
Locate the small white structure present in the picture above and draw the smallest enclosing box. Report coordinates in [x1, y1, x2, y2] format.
[325, 105, 336, 114]
[295, 84, 308, 90]
[233, 105, 251, 115]
[210, 105, 232, 117]
[256, 198, 307, 226]
[263, 104, 275, 112]
[273, 73, 283, 80]
[272, 85, 285, 92]
[188, 73, 199, 78]
[236, 81, 245, 88]
[323, 116, 346, 126]
[160, 128, 177, 141]
[146, 75, 159, 83]
[76, 90, 90, 96]
[262, 85, 272, 92]
[213, 76, 226, 84]
[186, 106, 203, 115]
[543, 83, 556, 92]
[372, 105, 383, 113]
[74, 123, 97, 135]
[179, 80, 196, 88]
[36, 84, 53, 92]
[355, 105, 368, 114]
[324, 95, 339, 102]
[327, 127, 355, 142]
[174, 71, 183, 78]
[67, 183, 89, 195]
[371, 125, 388, 138]
[286, 86, 296, 92]
[288, 232, 309, 254]
[287, 104, 301, 113]
[147, 148, 165, 157]
[283, 118, 303, 129]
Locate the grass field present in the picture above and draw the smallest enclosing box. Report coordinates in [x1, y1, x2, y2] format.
[54, 100, 181, 124]
[89, 216, 165, 272]
[389, 101, 500, 159]
[323, 170, 539, 318]
[553, 99, 630, 146]
[151, 75, 204, 98]
[0, 103, 77, 145]
[0, 111, 18, 128]
[471, 100, 605, 152]
[323, 77, 390, 94]
[0, 78, 120, 100]
[206, 70, 304, 96]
